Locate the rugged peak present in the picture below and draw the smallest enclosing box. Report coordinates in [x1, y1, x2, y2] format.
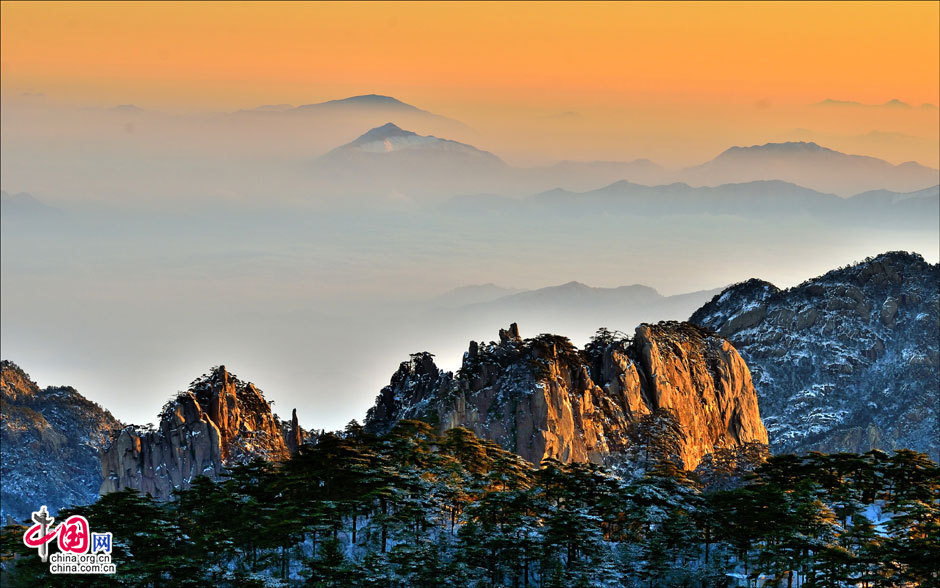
[101, 366, 302, 500]
[498, 322, 522, 344]
[815, 251, 929, 287]
[286, 408, 303, 453]
[383, 352, 441, 391]
[691, 250, 939, 461]
[365, 353, 448, 432]
[690, 279, 780, 337]
[364, 321, 767, 470]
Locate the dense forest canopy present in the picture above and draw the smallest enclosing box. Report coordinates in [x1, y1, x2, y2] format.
[2, 417, 938, 587]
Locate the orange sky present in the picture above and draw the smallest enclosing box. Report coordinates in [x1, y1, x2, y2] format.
[2, 1, 938, 111]
[2, 1, 938, 167]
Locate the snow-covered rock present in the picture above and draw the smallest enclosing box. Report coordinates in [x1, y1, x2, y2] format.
[0, 360, 121, 523]
[691, 251, 939, 461]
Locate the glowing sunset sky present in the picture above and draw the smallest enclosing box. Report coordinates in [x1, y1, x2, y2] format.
[2, 1, 937, 106]
[2, 1, 938, 166]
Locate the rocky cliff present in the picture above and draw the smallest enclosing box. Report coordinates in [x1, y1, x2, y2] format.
[1, 361, 122, 523]
[365, 322, 768, 470]
[100, 366, 304, 500]
[691, 251, 939, 461]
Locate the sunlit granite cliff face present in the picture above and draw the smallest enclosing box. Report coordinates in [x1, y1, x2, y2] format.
[365, 322, 768, 470]
[100, 366, 303, 500]
[691, 251, 939, 461]
[1, 361, 121, 523]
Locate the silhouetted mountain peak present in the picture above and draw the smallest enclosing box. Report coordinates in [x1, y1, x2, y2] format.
[882, 99, 912, 109]
[298, 94, 425, 112]
[556, 280, 590, 291]
[349, 122, 417, 145]
[323, 124, 504, 166]
[720, 141, 833, 157]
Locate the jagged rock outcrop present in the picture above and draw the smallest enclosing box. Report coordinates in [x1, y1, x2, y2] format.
[691, 251, 939, 461]
[100, 366, 302, 500]
[285, 408, 303, 453]
[1, 361, 122, 523]
[365, 322, 768, 470]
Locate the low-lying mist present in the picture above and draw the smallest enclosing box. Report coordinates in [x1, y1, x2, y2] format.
[3, 197, 937, 430]
[2, 96, 938, 430]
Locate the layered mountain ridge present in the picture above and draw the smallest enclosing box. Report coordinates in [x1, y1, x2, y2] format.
[313, 120, 939, 198]
[364, 321, 768, 470]
[309, 121, 939, 199]
[691, 251, 939, 461]
[677, 141, 938, 196]
[445, 180, 939, 229]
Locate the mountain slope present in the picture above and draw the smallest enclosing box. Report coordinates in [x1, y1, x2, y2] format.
[690, 251, 939, 461]
[680, 141, 939, 196]
[0, 361, 122, 523]
[364, 322, 768, 470]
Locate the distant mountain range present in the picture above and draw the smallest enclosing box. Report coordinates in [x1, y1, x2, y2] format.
[431, 280, 719, 313]
[443, 179, 939, 229]
[422, 281, 726, 352]
[312, 119, 939, 198]
[814, 98, 938, 110]
[679, 141, 939, 196]
[467, 282, 663, 311]
[97, 94, 940, 197]
[430, 283, 524, 308]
